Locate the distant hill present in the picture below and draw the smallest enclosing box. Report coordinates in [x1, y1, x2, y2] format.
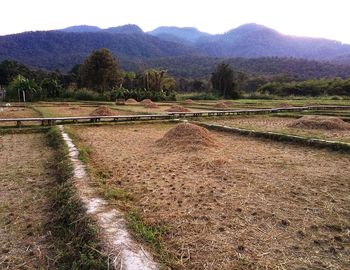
[0, 30, 200, 70]
[148, 26, 210, 44]
[120, 56, 350, 79]
[194, 24, 350, 60]
[0, 23, 350, 75]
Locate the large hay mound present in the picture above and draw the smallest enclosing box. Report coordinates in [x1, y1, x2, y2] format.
[90, 106, 116, 116]
[156, 123, 217, 151]
[215, 102, 228, 109]
[125, 98, 138, 104]
[141, 99, 153, 104]
[165, 105, 191, 112]
[288, 116, 350, 130]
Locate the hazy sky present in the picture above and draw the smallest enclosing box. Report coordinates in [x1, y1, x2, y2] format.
[1, 0, 350, 43]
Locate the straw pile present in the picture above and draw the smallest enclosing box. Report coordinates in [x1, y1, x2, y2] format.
[90, 106, 116, 116]
[141, 99, 153, 104]
[156, 123, 217, 151]
[288, 116, 350, 130]
[125, 98, 138, 104]
[144, 102, 159, 108]
[165, 105, 191, 112]
[215, 102, 228, 109]
[183, 99, 194, 104]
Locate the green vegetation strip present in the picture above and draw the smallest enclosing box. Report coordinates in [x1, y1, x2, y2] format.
[46, 127, 108, 269]
[193, 121, 350, 153]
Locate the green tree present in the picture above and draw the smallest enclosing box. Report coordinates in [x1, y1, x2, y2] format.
[41, 78, 62, 98]
[139, 69, 176, 93]
[6, 75, 41, 101]
[78, 49, 120, 93]
[211, 63, 239, 98]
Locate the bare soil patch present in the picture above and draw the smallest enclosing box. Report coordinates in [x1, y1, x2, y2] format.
[0, 133, 56, 269]
[73, 123, 350, 269]
[205, 116, 350, 143]
[288, 116, 350, 130]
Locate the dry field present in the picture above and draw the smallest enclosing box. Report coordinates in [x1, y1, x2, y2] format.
[0, 133, 55, 269]
[113, 104, 206, 114]
[34, 104, 126, 117]
[72, 123, 350, 269]
[0, 107, 40, 126]
[204, 115, 350, 143]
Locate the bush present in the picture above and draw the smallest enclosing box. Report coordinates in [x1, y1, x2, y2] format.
[111, 87, 176, 101]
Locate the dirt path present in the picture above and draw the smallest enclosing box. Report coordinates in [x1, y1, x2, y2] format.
[59, 126, 158, 270]
[0, 133, 55, 269]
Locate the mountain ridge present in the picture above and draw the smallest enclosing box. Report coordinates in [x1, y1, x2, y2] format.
[0, 23, 349, 72]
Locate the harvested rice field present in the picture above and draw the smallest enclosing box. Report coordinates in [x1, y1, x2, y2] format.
[113, 103, 206, 114]
[204, 115, 350, 143]
[0, 106, 40, 126]
[72, 123, 350, 270]
[0, 133, 55, 269]
[33, 104, 126, 117]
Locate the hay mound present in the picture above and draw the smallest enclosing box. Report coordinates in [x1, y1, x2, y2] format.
[183, 99, 194, 104]
[125, 98, 138, 104]
[156, 123, 217, 151]
[90, 106, 116, 116]
[165, 105, 191, 112]
[141, 99, 153, 104]
[288, 116, 350, 130]
[144, 102, 159, 109]
[215, 102, 228, 109]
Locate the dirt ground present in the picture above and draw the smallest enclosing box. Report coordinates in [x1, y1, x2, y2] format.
[73, 123, 350, 270]
[0, 107, 40, 126]
[204, 115, 350, 143]
[0, 133, 55, 269]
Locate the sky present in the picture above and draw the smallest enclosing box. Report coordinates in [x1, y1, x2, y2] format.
[1, 0, 350, 43]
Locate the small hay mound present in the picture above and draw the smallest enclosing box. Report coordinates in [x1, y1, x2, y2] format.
[277, 103, 291, 108]
[144, 102, 159, 109]
[183, 99, 194, 104]
[288, 116, 350, 130]
[141, 99, 153, 104]
[125, 98, 138, 104]
[156, 123, 217, 151]
[90, 106, 116, 116]
[215, 102, 228, 109]
[165, 105, 191, 112]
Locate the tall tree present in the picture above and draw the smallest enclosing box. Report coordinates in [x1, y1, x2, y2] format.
[211, 63, 239, 98]
[78, 49, 120, 93]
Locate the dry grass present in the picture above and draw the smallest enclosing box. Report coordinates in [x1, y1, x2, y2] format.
[0, 133, 56, 269]
[73, 123, 350, 270]
[205, 116, 350, 143]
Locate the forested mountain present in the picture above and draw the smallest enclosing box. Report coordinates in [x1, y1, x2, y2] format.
[148, 26, 210, 44]
[120, 56, 350, 79]
[0, 23, 350, 76]
[0, 30, 200, 70]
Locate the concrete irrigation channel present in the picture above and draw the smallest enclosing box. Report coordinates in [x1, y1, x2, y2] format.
[59, 125, 158, 270]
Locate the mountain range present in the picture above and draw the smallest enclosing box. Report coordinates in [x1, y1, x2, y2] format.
[0, 23, 350, 77]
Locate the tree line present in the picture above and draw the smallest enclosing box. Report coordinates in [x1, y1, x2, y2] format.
[1, 48, 350, 102]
